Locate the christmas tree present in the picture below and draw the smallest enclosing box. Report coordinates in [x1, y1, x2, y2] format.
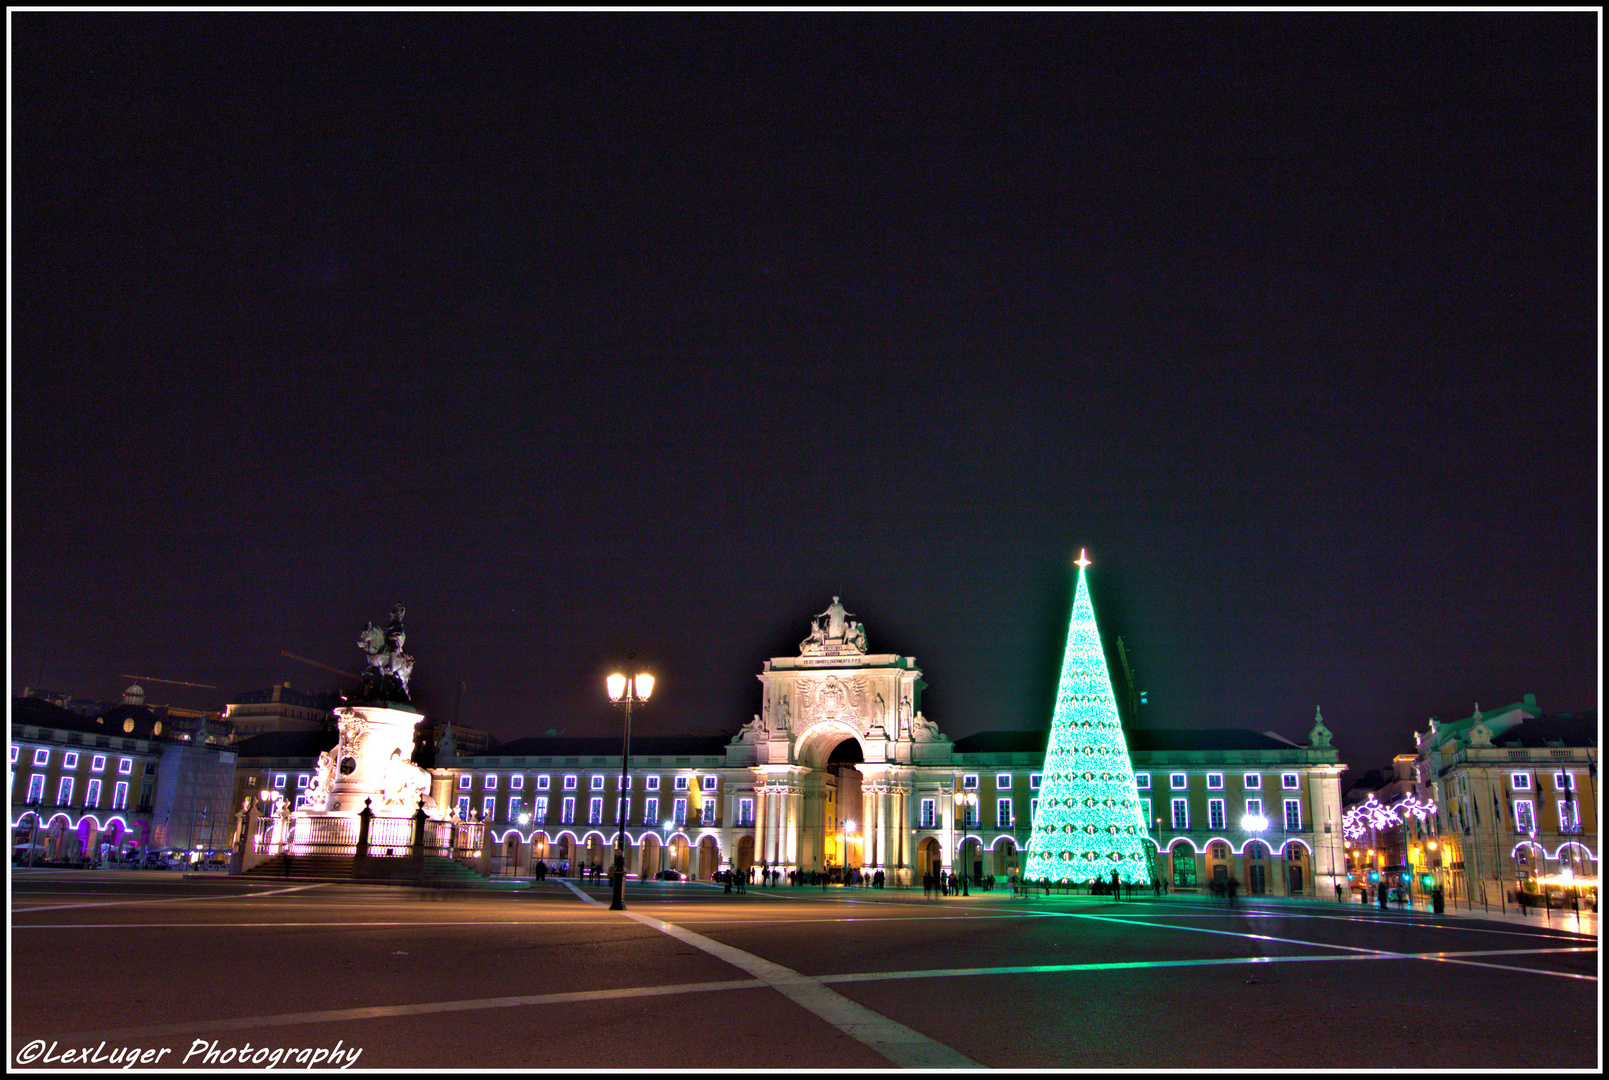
[1023, 550, 1154, 884]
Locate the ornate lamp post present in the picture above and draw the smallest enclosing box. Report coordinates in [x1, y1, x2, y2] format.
[954, 791, 977, 895]
[606, 668, 654, 910]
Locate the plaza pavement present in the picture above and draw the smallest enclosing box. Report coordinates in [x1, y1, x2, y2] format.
[10, 869, 1599, 1070]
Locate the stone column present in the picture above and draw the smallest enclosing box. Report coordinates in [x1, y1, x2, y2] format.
[784, 780, 803, 870]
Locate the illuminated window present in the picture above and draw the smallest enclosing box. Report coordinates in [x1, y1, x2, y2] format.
[1514, 799, 1535, 833]
[33, 748, 50, 767]
[920, 799, 937, 828]
[1170, 773, 1188, 790]
[8, 746, 16, 763]
[482, 796, 497, 821]
[273, 774, 286, 789]
[1244, 773, 1261, 790]
[645, 775, 660, 791]
[1172, 798, 1189, 829]
[590, 775, 605, 791]
[737, 798, 753, 826]
[561, 797, 575, 824]
[1135, 773, 1150, 790]
[644, 797, 658, 824]
[1246, 798, 1262, 818]
[85, 778, 102, 808]
[118, 758, 134, 776]
[674, 776, 689, 791]
[1206, 773, 1223, 790]
[1141, 798, 1152, 826]
[26, 773, 45, 803]
[533, 796, 548, 822]
[702, 775, 718, 791]
[1208, 799, 1226, 830]
[1029, 798, 1039, 819]
[112, 781, 128, 809]
[1282, 773, 1299, 790]
[1029, 774, 1042, 790]
[297, 774, 309, 789]
[1284, 799, 1301, 831]
[996, 798, 1013, 828]
[484, 774, 498, 790]
[1511, 772, 1531, 791]
[1171, 846, 1197, 886]
[62, 752, 79, 770]
[536, 775, 550, 791]
[563, 775, 577, 791]
[1554, 772, 1575, 791]
[456, 796, 470, 820]
[509, 775, 524, 791]
[1558, 802, 1578, 830]
[617, 796, 630, 823]
[57, 776, 74, 805]
[508, 797, 522, 820]
[701, 798, 715, 825]
[673, 798, 687, 825]
[620, 775, 631, 790]
[997, 773, 1012, 789]
[962, 774, 979, 791]
[458, 774, 472, 790]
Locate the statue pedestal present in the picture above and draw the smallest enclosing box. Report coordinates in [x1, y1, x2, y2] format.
[328, 703, 424, 815]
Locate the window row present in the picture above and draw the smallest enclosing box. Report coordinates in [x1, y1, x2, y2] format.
[1135, 772, 1301, 792]
[452, 773, 719, 793]
[451, 794, 750, 827]
[1509, 772, 1578, 791]
[21, 773, 131, 809]
[14, 747, 135, 775]
[1141, 797, 1303, 832]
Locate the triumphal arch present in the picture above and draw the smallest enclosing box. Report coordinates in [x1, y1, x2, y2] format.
[724, 597, 954, 885]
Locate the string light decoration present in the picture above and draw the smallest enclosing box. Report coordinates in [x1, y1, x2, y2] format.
[1342, 793, 1438, 840]
[1024, 550, 1153, 884]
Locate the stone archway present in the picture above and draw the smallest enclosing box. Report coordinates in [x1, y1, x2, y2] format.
[917, 836, 944, 881]
[735, 835, 754, 873]
[698, 836, 720, 881]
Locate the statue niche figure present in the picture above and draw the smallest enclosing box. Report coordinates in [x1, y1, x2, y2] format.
[356, 602, 415, 703]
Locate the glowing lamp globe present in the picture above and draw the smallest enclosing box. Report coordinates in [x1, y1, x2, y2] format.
[606, 673, 628, 701]
[634, 674, 655, 701]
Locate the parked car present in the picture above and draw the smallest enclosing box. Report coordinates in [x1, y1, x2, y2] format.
[655, 869, 683, 881]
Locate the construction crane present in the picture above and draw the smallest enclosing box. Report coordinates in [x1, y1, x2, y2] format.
[114, 674, 218, 690]
[280, 651, 363, 684]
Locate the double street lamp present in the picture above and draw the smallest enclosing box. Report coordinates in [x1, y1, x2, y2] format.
[606, 668, 655, 911]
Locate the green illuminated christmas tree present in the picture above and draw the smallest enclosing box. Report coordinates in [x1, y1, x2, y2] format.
[1024, 550, 1154, 884]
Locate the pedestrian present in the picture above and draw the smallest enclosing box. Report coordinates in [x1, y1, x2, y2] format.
[1335, 882, 1343, 903]
[1042, 877, 1050, 896]
[1227, 875, 1240, 908]
[923, 872, 933, 898]
[723, 869, 733, 894]
[1111, 869, 1121, 902]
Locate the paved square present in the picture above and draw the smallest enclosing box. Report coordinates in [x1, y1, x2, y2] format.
[10, 872, 1599, 1069]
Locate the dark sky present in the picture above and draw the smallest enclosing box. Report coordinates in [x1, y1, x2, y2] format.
[11, 12, 1599, 774]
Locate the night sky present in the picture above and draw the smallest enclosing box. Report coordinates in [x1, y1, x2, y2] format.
[11, 12, 1598, 774]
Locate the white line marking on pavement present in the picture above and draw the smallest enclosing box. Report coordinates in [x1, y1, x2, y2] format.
[560, 880, 980, 1068]
[45, 979, 767, 1044]
[815, 946, 1597, 984]
[1056, 911, 1597, 981]
[12, 883, 329, 912]
[13, 919, 616, 929]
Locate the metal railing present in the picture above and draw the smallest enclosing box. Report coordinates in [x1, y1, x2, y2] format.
[251, 814, 486, 864]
